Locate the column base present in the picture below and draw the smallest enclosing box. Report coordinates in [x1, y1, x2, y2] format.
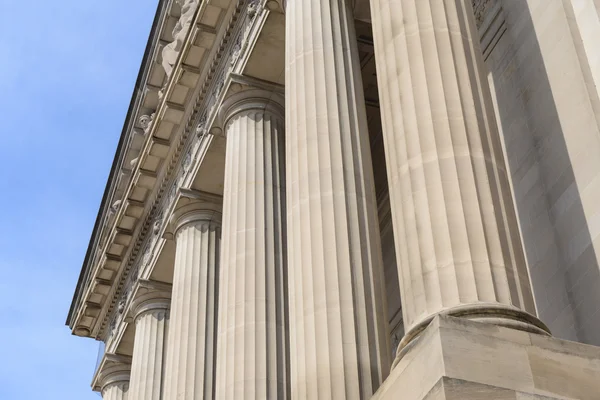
[395, 304, 550, 367]
[374, 316, 600, 400]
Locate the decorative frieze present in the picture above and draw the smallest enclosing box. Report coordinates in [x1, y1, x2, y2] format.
[472, 0, 494, 29]
[100, 0, 269, 346]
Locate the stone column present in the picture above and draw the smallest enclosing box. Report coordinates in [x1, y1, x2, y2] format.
[215, 90, 289, 399]
[98, 363, 130, 400]
[163, 204, 221, 400]
[285, 0, 391, 398]
[128, 293, 170, 400]
[368, 0, 549, 359]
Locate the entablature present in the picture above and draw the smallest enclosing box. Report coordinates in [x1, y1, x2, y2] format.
[68, 0, 257, 340]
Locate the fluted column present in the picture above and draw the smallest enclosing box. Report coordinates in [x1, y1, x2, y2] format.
[98, 363, 130, 400]
[285, 0, 391, 398]
[215, 90, 289, 399]
[128, 293, 170, 400]
[163, 205, 221, 400]
[103, 382, 129, 400]
[368, 0, 549, 359]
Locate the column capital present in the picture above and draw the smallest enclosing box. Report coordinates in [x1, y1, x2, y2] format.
[92, 354, 132, 393]
[218, 88, 285, 131]
[169, 200, 223, 236]
[126, 279, 171, 323]
[215, 85, 289, 398]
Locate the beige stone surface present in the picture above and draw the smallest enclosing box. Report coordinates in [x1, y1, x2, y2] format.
[484, 0, 600, 346]
[67, 1, 600, 399]
[215, 91, 289, 399]
[369, 0, 544, 350]
[95, 361, 131, 400]
[428, 378, 564, 400]
[162, 205, 222, 400]
[103, 382, 130, 400]
[373, 316, 600, 400]
[128, 296, 170, 400]
[284, 0, 391, 398]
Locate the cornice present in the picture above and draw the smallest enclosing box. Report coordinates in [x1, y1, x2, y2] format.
[79, 1, 273, 348]
[67, 0, 171, 333]
[69, 0, 260, 340]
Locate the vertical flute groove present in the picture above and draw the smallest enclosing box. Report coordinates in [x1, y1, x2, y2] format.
[163, 216, 221, 400]
[129, 309, 168, 400]
[215, 100, 289, 399]
[368, 0, 545, 351]
[286, 0, 391, 398]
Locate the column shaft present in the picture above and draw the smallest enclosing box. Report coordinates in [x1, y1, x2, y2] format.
[285, 0, 391, 398]
[215, 93, 289, 399]
[163, 210, 221, 399]
[129, 306, 169, 400]
[368, 0, 548, 355]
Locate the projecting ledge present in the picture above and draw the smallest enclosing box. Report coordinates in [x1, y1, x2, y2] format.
[372, 315, 600, 400]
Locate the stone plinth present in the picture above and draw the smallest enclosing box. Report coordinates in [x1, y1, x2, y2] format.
[372, 316, 600, 400]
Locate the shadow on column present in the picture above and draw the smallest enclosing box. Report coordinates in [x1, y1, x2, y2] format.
[485, 0, 600, 345]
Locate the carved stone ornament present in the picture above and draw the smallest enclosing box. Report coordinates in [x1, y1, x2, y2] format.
[161, 0, 201, 77]
[139, 114, 151, 130]
[196, 115, 207, 137]
[152, 219, 162, 235]
[141, 246, 153, 271]
[152, 209, 164, 236]
[183, 151, 192, 172]
[231, 0, 263, 67]
[110, 199, 122, 214]
[247, 0, 262, 18]
[230, 36, 243, 66]
[139, 113, 155, 135]
[117, 298, 126, 315]
[109, 317, 117, 338]
[472, 0, 493, 29]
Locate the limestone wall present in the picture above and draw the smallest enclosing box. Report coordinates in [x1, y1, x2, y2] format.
[483, 0, 600, 344]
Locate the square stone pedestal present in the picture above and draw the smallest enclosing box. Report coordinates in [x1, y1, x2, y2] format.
[373, 316, 600, 400]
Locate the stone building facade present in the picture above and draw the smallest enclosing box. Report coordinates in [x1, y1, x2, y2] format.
[67, 0, 600, 399]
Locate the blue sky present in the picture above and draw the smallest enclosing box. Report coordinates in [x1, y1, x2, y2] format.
[0, 1, 158, 398]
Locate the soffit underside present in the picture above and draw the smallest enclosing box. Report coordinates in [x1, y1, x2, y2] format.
[69, 0, 244, 339]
